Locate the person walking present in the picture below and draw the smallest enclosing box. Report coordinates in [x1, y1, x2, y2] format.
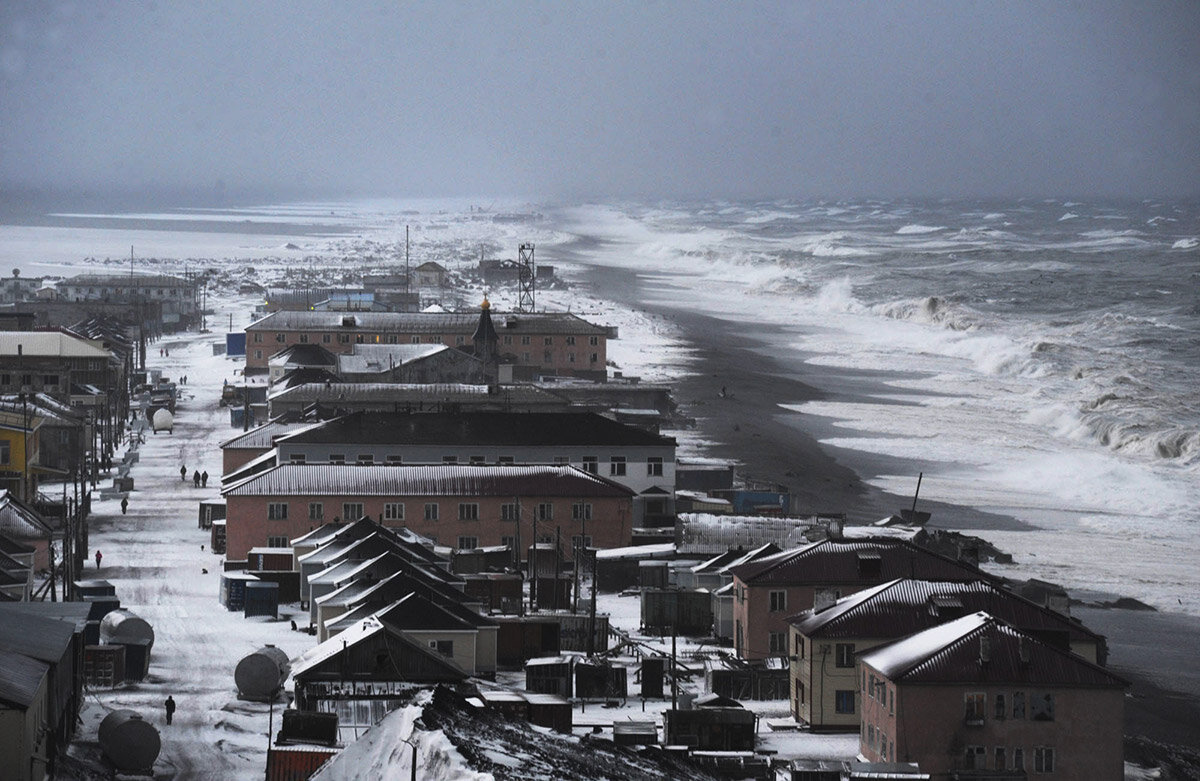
[164, 695, 176, 725]
[201, 470, 208, 487]
[193, 470, 201, 487]
[121, 496, 128, 515]
[180, 465, 187, 482]
[94, 550, 102, 569]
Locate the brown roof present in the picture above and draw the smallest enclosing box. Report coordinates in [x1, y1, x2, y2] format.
[730, 538, 987, 587]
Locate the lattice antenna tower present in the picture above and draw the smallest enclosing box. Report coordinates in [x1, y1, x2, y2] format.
[517, 243, 535, 312]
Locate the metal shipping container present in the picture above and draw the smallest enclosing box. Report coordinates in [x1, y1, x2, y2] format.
[244, 581, 280, 618]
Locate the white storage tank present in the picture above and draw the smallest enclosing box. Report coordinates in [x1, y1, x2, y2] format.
[99, 609, 155, 649]
[234, 644, 291, 701]
[152, 408, 174, 433]
[98, 709, 161, 773]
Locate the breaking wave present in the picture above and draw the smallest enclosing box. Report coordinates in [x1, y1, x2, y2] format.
[896, 224, 946, 234]
[873, 295, 978, 331]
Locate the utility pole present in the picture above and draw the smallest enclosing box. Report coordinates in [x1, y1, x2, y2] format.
[530, 506, 538, 612]
[405, 226, 410, 311]
[513, 498, 523, 618]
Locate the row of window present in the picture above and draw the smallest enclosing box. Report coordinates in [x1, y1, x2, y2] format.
[286, 453, 665, 476]
[865, 722, 893, 761]
[963, 745, 1054, 773]
[257, 332, 601, 347]
[964, 690, 1054, 722]
[266, 501, 595, 523]
[0, 374, 59, 387]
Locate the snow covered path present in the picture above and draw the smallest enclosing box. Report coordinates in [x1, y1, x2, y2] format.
[74, 297, 315, 780]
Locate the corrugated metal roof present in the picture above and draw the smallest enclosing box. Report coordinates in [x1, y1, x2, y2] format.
[730, 538, 987, 586]
[248, 310, 610, 335]
[336, 344, 455, 374]
[790, 578, 1104, 644]
[0, 649, 50, 709]
[268, 382, 568, 406]
[0, 491, 53, 538]
[275, 410, 673, 448]
[223, 463, 634, 498]
[220, 421, 319, 451]
[0, 533, 36, 555]
[0, 607, 77, 661]
[860, 612, 1127, 688]
[291, 617, 384, 677]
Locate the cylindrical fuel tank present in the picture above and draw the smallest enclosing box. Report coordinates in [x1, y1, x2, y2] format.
[98, 709, 161, 773]
[99, 609, 155, 648]
[234, 644, 291, 700]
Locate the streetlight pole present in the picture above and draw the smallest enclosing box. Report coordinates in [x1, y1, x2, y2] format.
[400, 736, 418, 781]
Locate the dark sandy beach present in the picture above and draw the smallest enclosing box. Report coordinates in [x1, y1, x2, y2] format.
[580, 261, 1200, 755]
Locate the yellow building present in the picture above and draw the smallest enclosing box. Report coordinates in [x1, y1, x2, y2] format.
[0, 407, 42, 503]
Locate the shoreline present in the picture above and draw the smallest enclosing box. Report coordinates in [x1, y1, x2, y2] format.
[577, 260, 1200, 751]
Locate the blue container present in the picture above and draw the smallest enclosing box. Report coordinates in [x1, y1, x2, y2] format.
[226, 332, 247, 356]
[220, 572, 259, 611]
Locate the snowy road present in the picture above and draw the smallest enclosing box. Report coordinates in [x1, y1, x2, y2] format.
[74, 298, 315, 780]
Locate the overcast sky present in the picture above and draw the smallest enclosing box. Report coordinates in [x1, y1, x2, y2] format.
[2, 1, 1198, 202]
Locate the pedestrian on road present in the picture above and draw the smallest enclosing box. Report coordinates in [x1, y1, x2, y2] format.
[201, 470, 208, 487]
[193, 470, 201, 487]
[121, 496, 128, 515]
[180, 465, 187, 482]
[165, 695, 176, 725]
[94, 550, 102, 569]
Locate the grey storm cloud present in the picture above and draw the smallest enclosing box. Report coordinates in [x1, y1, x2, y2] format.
[1, 0, 1198, 201]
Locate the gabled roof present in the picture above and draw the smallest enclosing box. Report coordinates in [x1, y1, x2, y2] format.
[860, 612, 1127, 689]
[267, 382, 568, 407]
[223, 464, 635, 499]
[291, 522, 348, 547]
[0, 493, 52, 540]
[372, 592, 478, 632]
[730, 538, 986, 587]
[275, 411, 674, 448]
[292, 616, 469, 681]
[0, 534, 36, 556]
[789, 578, 1104, 646]
[0, 607, 77, 661]
[221, 420, 322, 451]
[269, 343, 338, 367]
[337, 344, 464, 375]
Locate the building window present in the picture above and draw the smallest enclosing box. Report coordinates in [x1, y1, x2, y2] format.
[994, 747, 1007, 772]
[964, 692, 986, 723]
[411, 336, 420, 344]
[543, 350, 552, 363]
[458, 503, 479, 521]
[342, 503, 364, 521]
[384, 503, 404, 521]
[299, 333, 308, 343]
[1012, 691, 1026, 719]
[572, 502, 592, 521]
[568, 352, 575, 363]
[994, 693, 1006, 719]
[544, 336, 553, 346]
[267, 535, 289, 548]
[329, 453, 345, 464]
[457, 536, 478, 550]
[469, 455, 485, 464]
[498, 455, 514, 464]
[455, 335, 465, 345]
[386, 454, 403, 464]
[322, 334, 331, 343]
[338, 334, 350, 343]
[357, 454, 374, 465]
[1031, 692, 1055, 721]
[424, 503, 439, 521]
[503, 335, 512, 345]
[1033, 747, 1055, 773]
[589, 336, 598, 346]
[609, 456, 626, 476]
[253, 333, 263, 343]
[835, 643, 855, 668]
[571, 534, 592, 551]
[536, 503, 553, 521]
[795, 635, 804, 660]
[647, 457, 663, 476]
[769, 590, 787, 612]
[796, 680, 805, 705]
[442, 455, 458, 464]
[501, 503, 518, 521]
[566, 336, 575, 345]
[275, 333, 286, 342]
[590, 352, 598, 363]
[42, 374, 58, 387]
[521, 336, 531, 345]
[522, 352, 530, 361]
[0, 441, 9, 465]
[963, 745, 985, 771]
[254, 350, 262, 359]
[581, 456, 598, 474]
[501, 535, 515, 549]
[769, 631, 787, 654]
[288, 453, 306, 464]
[429, 639, 453, 657]
[834, 690, 855, 714]
[1012, 748, 1024, 771]
[267, 502, 288, 521]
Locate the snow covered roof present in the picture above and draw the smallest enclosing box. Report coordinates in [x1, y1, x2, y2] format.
[859, 612, 1127, 688]
[290, 617, 384, 677]
[248, 309, 610, 335]
[594, 543, 676, 560]
[220, 421, 319, 451]
[0, 331, 110, 358]
[223, 463, 634, 499]
[730, 538, 988, 587]
[336, 344, 455, 374]
[267, 381, 566, 407]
